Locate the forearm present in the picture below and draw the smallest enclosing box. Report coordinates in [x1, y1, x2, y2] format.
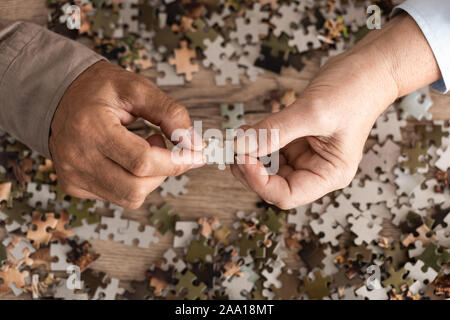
[305, 13, 442, 127]
[0, 19, 103, 158]
[353, 13, 442, 99]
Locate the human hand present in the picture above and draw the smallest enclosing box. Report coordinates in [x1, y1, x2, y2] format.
[230, 53, 396, 209]
[49, 61, 203, 209]
[230, 14, 442, 210]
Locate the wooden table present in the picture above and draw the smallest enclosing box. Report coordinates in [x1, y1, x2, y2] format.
[1, 0, 450, 298]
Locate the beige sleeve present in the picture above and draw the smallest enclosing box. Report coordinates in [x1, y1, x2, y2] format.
[0, 19, 104, 158]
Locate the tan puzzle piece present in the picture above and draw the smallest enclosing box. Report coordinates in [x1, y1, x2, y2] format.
[168, 41, 199, 81]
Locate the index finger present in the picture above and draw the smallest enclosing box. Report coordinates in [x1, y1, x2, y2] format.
[98, 120, 204, 177]
[232, 155, 333, 209]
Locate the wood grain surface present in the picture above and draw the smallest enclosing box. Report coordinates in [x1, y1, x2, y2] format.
[1, 0, 449, 298]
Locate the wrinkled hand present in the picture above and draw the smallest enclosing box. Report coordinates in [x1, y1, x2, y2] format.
[50, 61, 203, 209]
[230, 52, 398, 210]
[230, 14, 441, 209]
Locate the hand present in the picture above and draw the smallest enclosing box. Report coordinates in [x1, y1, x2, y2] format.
[49, 61, 203, 209]
[231, 14, 441, 210]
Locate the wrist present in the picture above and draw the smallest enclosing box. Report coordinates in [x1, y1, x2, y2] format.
[305, 48, 398, 126]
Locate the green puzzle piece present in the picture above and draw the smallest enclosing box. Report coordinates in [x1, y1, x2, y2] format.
[67, 202, 99, 228]
[149, 203, 179, 235]
[174, 271, 207, 300]
[235, 233, 266, 258]
[259, 208, 286, 234]
[186, 237, 215, 264]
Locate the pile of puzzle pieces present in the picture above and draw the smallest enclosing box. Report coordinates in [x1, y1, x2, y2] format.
[46, 0, 395, 85]
[0, 0, 448, 300]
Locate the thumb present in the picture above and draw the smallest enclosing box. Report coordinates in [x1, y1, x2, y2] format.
[235, 103, 323, 156]
[125, 79, 201, 150]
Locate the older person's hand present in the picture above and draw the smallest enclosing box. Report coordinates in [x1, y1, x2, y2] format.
[231, 14, 442, 209]
[50, 61, 203, 209]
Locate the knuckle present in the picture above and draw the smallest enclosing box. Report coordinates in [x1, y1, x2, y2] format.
[275, 199, 293, 210]
[304, 98, 332, 130]
[130, 150, 152, 176]
[120, 197, 145, 210]
[124, 184, 148, 204]
[72, 110, 92, 132]
[262, 116, 282, 132]
[334, 166, 356, 190]
[166, 103, 188, 121]
[168, 164, 185, 177]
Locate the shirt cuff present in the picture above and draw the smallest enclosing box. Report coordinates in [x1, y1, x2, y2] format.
[0, 21, 104, 159]
[392, 0, 450, 94]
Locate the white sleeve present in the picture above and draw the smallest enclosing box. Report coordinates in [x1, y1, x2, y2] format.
[392, 0, 450, 94]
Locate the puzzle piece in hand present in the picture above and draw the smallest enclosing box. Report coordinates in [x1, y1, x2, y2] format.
[220, 103, 245, 129]
[168, 40, 199, 81]
[149, 203, 179, 235]
[203, 137, 234, 170]
[159, 176, 189, 197]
